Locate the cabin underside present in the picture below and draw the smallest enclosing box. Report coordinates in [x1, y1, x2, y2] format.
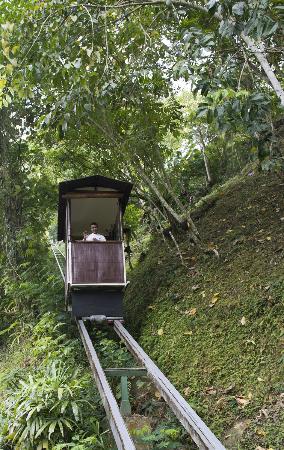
[71, 288, 124, 318]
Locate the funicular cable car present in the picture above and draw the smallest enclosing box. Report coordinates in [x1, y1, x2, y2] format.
[57, 175, 133, 319]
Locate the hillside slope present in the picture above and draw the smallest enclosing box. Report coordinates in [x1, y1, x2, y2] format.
[124, 170, 284, 450]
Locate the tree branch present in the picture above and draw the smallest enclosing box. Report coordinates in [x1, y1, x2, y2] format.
[82, 0, 284, 106]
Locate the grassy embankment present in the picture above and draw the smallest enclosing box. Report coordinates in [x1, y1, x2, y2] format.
[125, 170, 284, 450]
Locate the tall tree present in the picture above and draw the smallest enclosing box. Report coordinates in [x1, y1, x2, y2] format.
[0, 0, 282, 246]
[0, 107, 26, 270]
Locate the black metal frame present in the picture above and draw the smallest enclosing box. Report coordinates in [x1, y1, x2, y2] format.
[57, 175, 133, 241]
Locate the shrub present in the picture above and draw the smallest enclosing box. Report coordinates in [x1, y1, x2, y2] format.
[1, 360, 98, 449]
[0, 313, 105, 449]
[133, 424, 182, 449]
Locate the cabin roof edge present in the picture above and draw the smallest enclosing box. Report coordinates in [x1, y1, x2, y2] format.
[57, 175, 133, 241]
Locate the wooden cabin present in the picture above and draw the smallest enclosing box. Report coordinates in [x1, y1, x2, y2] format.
[57, 175, 133, 318]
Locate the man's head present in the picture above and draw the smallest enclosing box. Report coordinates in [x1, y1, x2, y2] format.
[90, 222, 98, 233]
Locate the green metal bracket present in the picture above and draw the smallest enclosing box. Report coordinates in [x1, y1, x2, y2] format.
[105, 367, 147, 416]
[120, 376, 132, 416]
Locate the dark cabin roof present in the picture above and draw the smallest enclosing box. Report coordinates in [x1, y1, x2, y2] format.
[57, 175, 133, 241]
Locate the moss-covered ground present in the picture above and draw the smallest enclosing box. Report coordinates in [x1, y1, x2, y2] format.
[124, 170, 284, 450]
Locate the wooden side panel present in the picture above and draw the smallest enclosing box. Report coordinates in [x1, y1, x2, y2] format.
[71, 242, 124, 284]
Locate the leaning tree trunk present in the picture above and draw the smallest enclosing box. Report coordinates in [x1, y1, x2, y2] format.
[88, 106, 200, 241]
[0, 108, 24, 270]
[197, 128, 214, 187]
[240, 33, 284, 108]
[153, 148, 186, 211]
[135, 162, 200, 243]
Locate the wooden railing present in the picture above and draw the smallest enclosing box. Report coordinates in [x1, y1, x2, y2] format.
[71, 241, 125, 284]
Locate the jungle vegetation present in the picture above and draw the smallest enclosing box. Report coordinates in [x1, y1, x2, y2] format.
[0, 1, 283, 449]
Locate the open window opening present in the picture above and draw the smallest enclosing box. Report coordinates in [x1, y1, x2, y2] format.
[70, 197, 122, 241]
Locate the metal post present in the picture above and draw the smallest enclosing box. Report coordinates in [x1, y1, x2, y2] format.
[120, 376, 132, 416]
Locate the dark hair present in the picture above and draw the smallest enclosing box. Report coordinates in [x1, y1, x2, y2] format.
[91, 222, 98, 226]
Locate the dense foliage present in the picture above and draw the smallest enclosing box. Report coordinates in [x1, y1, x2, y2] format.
[0, 313, 106, 449]
[0, 1, 283, 448]
[0, 0, 283, 247]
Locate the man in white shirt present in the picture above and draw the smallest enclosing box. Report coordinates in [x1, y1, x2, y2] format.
[83, 222, 106, 242]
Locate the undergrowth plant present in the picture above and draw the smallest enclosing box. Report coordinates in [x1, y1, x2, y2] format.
[0, 313, 106, 449]
[2, 362, 94, 449]
[52, 429, 106, 450]
[132, 424, 183, 450]
[0, 257, 63, 351]
[92, 331, 134, 369]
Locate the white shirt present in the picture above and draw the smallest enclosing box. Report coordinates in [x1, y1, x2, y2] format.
[85, 233, 106, 242]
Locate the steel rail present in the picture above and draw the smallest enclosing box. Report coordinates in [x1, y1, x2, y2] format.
[55, 244, 65, 259]
[113, 320, 226, 450]
[76, 319, 136, 450]
[50, 242, 65, 281]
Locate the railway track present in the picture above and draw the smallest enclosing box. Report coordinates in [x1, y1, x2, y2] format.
[51, 242, 226, 450]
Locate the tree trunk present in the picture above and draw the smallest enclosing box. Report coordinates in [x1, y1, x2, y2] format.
[201, 146, 213, 186]
[240, 33, 284, 107]
[0, 108, 24, 270]
[154, 168, 186, 211]
[135, 162, 200, 243]
[153, 149, 185, 211]
[197, 128, 214, 187]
